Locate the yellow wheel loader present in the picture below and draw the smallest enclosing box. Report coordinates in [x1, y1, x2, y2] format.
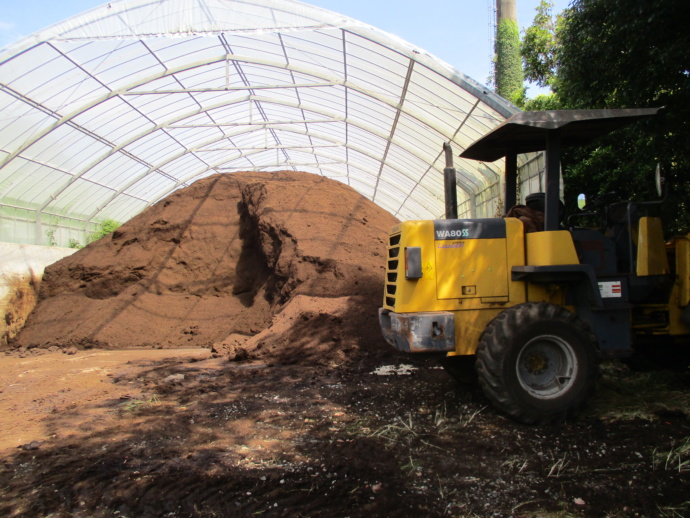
[379, 108, 690, 424]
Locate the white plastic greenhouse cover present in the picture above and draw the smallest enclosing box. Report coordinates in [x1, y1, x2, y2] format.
[0, 0, 518, 246]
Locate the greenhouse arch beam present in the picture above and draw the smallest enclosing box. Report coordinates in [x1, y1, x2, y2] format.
[4, 51, 493, 183]
[38, 93, 488, 213]
[85, 125, 464, 221]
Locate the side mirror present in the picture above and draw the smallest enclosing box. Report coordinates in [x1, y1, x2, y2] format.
[655, 163, 665, 198]
[577, 193, 587, 210]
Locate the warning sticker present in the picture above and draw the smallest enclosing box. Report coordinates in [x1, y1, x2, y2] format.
[598, 281, 622, 298]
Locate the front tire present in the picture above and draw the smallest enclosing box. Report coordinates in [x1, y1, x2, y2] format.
[475, 303, 599, 424]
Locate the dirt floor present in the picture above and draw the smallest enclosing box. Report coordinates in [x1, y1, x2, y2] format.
[1, 347, 689, 517]
[2, 171, 689, 516]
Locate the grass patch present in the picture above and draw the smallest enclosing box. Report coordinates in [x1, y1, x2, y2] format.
[658, 501, 690, 518]
[370, 414, 419, 444]
[119, 395, 160, 415]
[586, 361, 690, 423]
[655, 436, 690, 473]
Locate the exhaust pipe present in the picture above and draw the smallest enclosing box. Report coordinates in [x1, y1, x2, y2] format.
[443, 142, 458, 219]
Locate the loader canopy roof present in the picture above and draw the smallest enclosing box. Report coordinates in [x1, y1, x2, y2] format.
[460, 108, 660, 162]
[0, 0, 517, 246]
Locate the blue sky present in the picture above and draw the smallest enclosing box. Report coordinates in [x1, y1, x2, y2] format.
[0, 0, 571, 96]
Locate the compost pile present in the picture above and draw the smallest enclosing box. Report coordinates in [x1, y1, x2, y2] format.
[14, 171, 399, 364]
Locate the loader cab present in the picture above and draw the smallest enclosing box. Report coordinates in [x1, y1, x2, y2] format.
[460, 109, 661, 233]
[459, 109, 663, 272]
[569, 194, 667, 276]
[570, 164, 668, 278]
[459, 108, 667, 356]
[459, 109, 687, 343]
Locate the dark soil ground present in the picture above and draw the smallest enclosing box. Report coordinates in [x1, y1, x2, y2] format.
[1, 348, 689, 517]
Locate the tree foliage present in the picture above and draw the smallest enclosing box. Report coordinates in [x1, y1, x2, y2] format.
[521, 0, 560, 88]
[523, 93, 561, 112]
[521, 0, 690, 232]
[86, 219, 121, 244]
[557, 0, 690, 111]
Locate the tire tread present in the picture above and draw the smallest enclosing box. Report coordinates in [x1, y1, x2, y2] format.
[475, 302, 599, 424]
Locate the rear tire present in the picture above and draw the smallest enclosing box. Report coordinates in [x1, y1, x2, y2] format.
[475, 303, 599, 424]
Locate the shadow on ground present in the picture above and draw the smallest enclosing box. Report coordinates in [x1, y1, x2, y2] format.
[1, 349, 690, 517]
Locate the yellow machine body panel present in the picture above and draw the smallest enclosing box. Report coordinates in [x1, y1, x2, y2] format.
[382, 218, 533, 355]
[384, 218, 528, 314]
[383, 220, 444, 314]
[447, 309, 505, 356]
[674, 236, 690, 308]
[521, 230, 581, 307]
[630, 231, 690, 337]
[668, 297, 690, 335]
[526, 230, 580, 266]
[435, 238, 508, 300]
[636, 217, 670, 276]
[667, 235, 690, 335]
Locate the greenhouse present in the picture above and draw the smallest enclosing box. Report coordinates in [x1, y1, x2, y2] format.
[0, 0, 525, 247]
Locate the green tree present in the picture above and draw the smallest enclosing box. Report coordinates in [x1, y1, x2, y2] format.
[86, 219, 121, 244]
[521, 0, 560, 89]
[523, 93, 561, 111]
[556, 0, 690, 232]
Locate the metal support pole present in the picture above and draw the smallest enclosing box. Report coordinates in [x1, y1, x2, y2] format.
[545, 129, 562, 231]
[504, 150, 517, 212]
[443, 143, 458, 219]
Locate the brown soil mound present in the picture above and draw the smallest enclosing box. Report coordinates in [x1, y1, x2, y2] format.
[14, 171, 399, 363]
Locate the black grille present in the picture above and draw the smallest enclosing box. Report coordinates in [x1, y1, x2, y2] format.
[384, 232, 401, 308]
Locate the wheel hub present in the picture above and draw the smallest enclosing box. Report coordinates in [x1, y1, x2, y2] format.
[516, 335, 578, 400]
[525, 352, 548, 374]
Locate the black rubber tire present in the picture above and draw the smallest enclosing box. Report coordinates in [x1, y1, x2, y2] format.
[475, 302, 600, 424]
